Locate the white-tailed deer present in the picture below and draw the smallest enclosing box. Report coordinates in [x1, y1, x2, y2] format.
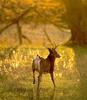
[32, 45, 60, 89]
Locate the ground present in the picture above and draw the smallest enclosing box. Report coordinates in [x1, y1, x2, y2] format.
[0, 67, 80, 100]
[0, 45, 87, 100]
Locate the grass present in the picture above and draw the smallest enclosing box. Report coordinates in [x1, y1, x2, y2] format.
[0, 70, 80, 100]
[0, 45, 87, 100]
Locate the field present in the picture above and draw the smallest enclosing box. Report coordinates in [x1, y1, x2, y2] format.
[0, 45, 86, 100]
[0, 23, 87, 99]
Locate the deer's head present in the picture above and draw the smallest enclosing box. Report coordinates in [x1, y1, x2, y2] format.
[43, 40, 60, 58]
[48, 48, 60, 58]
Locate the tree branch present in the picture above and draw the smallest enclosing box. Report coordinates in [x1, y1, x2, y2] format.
[0, 6, 34, 45]
[0, 6, 33, 35]
[0, 22, 16, 35]
[16, 21, 22, 45]
[22, 34, 32, 43]
[43, 25, 54, 47]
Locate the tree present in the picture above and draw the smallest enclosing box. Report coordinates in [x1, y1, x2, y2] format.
[0, 0, 64, 45]
[0, 0, 33, 45]
[1, 0, 87, 45]
[62, 0, 87, 45]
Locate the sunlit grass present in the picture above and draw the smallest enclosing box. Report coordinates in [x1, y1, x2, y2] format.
[0, 45, 86, 100]
[0, 45, 77, 78]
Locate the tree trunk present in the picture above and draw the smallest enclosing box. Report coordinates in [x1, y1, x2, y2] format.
[71, 26, 87, 45]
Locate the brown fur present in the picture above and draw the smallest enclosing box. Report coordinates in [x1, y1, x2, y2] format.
[32, 48, 60, 89]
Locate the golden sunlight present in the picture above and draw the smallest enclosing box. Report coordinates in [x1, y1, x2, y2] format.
[23, 0, 33, 4]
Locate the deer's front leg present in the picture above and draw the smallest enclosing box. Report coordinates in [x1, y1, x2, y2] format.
[50, 72, 56, 88]
[38, 73, 42, 89]
[33, 69, 35, 84]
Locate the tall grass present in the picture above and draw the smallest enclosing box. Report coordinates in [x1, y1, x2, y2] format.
[0, 45, 84, 100]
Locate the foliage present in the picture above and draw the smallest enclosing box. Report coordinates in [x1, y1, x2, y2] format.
[0, 0, 65, 45]
[0, 0, 87, 45]
[62, 0, 87, 44]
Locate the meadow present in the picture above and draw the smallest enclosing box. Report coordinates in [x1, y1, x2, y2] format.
[0, 0, 87, 99]
[0, 45, 85, 100]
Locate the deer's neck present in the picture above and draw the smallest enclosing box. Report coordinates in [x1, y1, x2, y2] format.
[47, 54, 55, 72]
[47, 54, 55, 62]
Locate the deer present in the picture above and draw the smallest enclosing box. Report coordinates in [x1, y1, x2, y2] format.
[32, 44, 60, 89]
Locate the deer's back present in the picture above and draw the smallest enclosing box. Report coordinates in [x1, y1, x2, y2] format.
[32, 56, 51, 73]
